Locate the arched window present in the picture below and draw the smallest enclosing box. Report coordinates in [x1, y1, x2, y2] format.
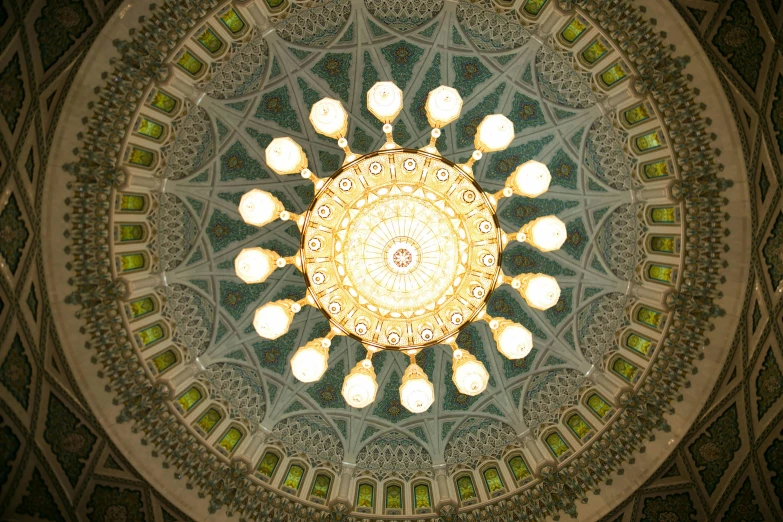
[196, 27, 224, 55]
[149, 89, 178, 114]
[455, 475, 477, 504]
[176, 387, 203, 412]
[545, 432, 570, 459]
[356, 482, 375, 511]
[586, 393, 613, 420]
[217, 426, 244, 455]
[600, 62, 627, 87]
[623, 103, 651, 127]
[581, 39, 608, 65]
[566, 413, 593, 441]
[560, 16, 588, 45]
[194, 407, 222, 435]
[116, 223, 146, 243]
[641, 159, 671, 180]
[412, 483, 431, 511]
[135, 322, 165, 348]
[522, 0, 548, 17]
[134, 117, 165, 140]
[282, 464, 305, 492]
[634, 130, 665, 153]
[219, 8, 246, 35]
[482, 467, 505, 496]
[118, 252, 147, 273]
[625, 331, 653, 356]
[636, 306, 665, 330]
[176, 50, 204, 77]
[127, 296, 156, 320]
[649, 235, 679, 254]
[507, 455, 531, 484]
[117, 193, 147, 213]
[310, 473, 331, 502]
[612, 357, 640, 383]
[255, 451, 280, 480]
[150, 349, 177, 374]
[649, 206, 680, 225]
[385, 483, 403, 512]
[646, 263, 676, 284]
[126, 146, 156, 168]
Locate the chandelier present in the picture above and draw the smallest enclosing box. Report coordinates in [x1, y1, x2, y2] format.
[235, 82, 567, 413]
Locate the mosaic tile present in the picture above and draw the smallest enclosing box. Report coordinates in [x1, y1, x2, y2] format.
[456, 83, 505, 148]
[254, 86, 302, 132]
[0, 54, 25, 133]
[381, 41, 424, 89]
[219, 280, 268, 320]
[206, 209, 258, 253]
[220, 140, 270, 181]
[546, 149, 578, 189]
[688, 403, 741, 495]
[452, 56, 492, 98]
[502, 243, 576, 277]
[410, 53, 441, 130]
[34, 0, 93, 71]
[307, 360, 347, 409]
[508, 91, 546, 130]
[15, 468, 64, 522]
[712, 0, 766, 89]
[0, 193, 29, 274]
[44, 394, 97, 487]
[756, 348, 783, 420]
[311, 53, 352, 101]
[86, 485, 146, 522]
[487, 289, 548, 339]
[483, 135, 554, 181]
[545, 287, 573, 326]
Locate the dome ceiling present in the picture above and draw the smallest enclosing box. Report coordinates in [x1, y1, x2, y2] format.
[0, 0, 760, 520]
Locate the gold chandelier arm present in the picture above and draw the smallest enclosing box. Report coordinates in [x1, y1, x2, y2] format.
[338, 137, 360, 164]
[382, 123, 397, 150]
[457, 150, 482, 177]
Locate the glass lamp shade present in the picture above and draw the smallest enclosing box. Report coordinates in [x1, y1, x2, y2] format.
[253, 301, 295, 339]
[367, 81, 403, 123]
[399, 362, 435, 413]
[426, 86, 463, 128]
[518, 215, 567, 252]
[342, 359, 378, 408]
[309, 98, 349, 139]
[475, 114, 514, 152]
[492, 319, 534, 359]
[239, 189, 284, 227]
[291, 338, 331, 383]
[265, 137, 308, 175]
[507, 160, 551, 198]
[234, 247, 279, 284]
[451, 350, 489, 396]
[513, 273, 561, 311]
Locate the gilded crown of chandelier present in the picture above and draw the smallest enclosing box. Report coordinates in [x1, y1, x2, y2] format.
[236, 81, 567, 413]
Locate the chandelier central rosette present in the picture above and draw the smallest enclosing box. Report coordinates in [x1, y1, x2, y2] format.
[235, 82, 567, 413]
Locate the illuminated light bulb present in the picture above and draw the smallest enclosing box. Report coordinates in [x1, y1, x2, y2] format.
[426, 86, 463, 128]
[517, 215, 567, 252]
[238, 189, 283, 227]
[234, 247, 279, 284]
[451, 349, 489, 396]
[507, 160, 551, 198]
[342, 358, 378, 408]
[367, 81, 404, 123]
[512, 273, 562, 311]
[253, 301, 296, 339]
[490, 318, 533, 359]
[475, 114, 514, 152]
[291, 338, 331, 383]
[399, 362, 435, 413]
[310, 98, 349, 139]
[265, 137, 308, 175]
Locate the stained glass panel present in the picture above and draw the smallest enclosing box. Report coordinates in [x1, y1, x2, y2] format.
[129, 297, 155, 319]
[283, 465, 304, 490]
[413, 484, 431, 509]
[523, 0, 547, 15]
[356, 483, 374, 508]
[643, 160, 670, 179]
[482, 468, 504, 493]
[311, 474, 331, 499]
[651, 207, 677, 224]
[119, 224, 144, 242]
[136, 118, 164, 140]
[176, 387, 202, 411]
[120, 253, 146, 272]
[581, 40, 608, 64]
[637, 307, 663, 329]
[624, 104, 650, 126]
[508, 456, 531, 482]
[219, 8, 246, 33]
[120, 194, 146, 212]
[456, 476, 476, 501]
[197, 28, 223, 54]
[561, 17, 587, 43]
[257, 452, 280, 477]
[385, 484, 402, 509]
[612, 358, 639, 382]
[137, 324, 163, 346]
[600, 63, 627, 86]
[566, 414, 591, 439]
[150, 90, 177, 113]
[151, 350, 177, 373]
[177, 51, 204, 76]
[218, 427, 243, 453]
[636, 131, 663, 151]
[196, 408, 222, 434]
[626, 333, 652, 356]
[545, 432, 570, 457]
[265, 0, 286, 8]
[128, 147, 154, 167]
[587, 394, 611, 419]
[651, 236, 676, 253]
[648, 264, 673, 283]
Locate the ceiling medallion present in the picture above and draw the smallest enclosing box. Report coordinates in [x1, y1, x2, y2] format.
[236, 82, 567, 412]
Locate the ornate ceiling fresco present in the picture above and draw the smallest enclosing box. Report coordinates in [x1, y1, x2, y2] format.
[4, 0, 782, 520]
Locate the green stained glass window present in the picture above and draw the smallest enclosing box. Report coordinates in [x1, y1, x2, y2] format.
[136, 117, 164, 140]
[626, 333, 653, 356]
[176, 387, 202, 412]
[612, 358, 639, 382]
[219, 8, 246, 33]
[177, 51, 204, 76]
[197, 28, 223, 54]
[635, 130, 663, 151]
[648, 264, 674, 283]
[385, 484, 402, 509]
[151, 349, 177, 373]
[508, 456, 531, 482]
[136, 324, 164, 347]
[587, 394, 612, 419]
[283, 464, 305, 490]
[545, 432, 570, 458]
[651, 207, 677, 224]
[218, 427, 243, 454]
[581, 40, 608, 64]
[196, 408, 222, 434]
[265, 0, 286, 9]
[561, 17, 588, 43]
[256, 451, 280, 477]
[356, 483, 374, 508]
[128, 147, 154, 167]
[456, 476, 476, 502]
[523, 0, 547, 15]
[566, 414, 592, 440]
[637, 306, 663, 329]
[129, 297, 155, 319]
[600, 63, 627, 86]
[119, 253, 146, 272]
[643, 159, 670, 179]
[311, 474, 331, 499]
[624, 103, 651, 126]
[150, 90, 177, 113]
[413, 484, 431, 509]
[482, 468, 504, 493]
[118, 224, 144, 242]
[120, 194, 146, 212]
[650, 236, 676, 253]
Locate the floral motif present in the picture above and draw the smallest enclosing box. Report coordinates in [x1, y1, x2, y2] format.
[0, 334, 31, 409]
[43, 394, 97, 487]
[756, 348, 783, 420]
[86, 485, 146, 522]
[762, 212, 783, 287]
[639, 492, 697, 522]
[0, 54, 25, 133]
[34, 0, 92, 71]
[688, 404, 741, 495]
[0, 194, 29, 274]
[712, 0, 766, 89]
